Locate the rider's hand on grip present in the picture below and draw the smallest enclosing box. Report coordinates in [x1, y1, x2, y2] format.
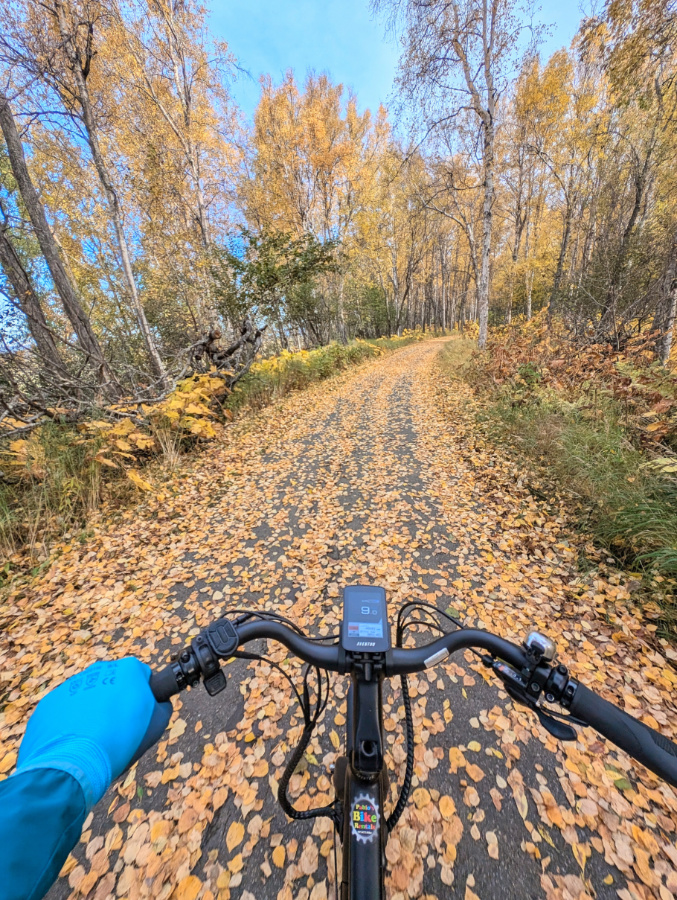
[16, 658, 172, 810]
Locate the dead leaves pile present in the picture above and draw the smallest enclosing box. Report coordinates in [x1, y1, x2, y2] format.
[1, 338, 677, 900]
[467, 315, 677, 446]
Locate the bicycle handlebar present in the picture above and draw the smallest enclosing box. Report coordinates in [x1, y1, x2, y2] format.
[148, 619, 529, 701]
[149, 665, 187, 703]
[148, 615, 677, 789]
[235, 620, 530, 675]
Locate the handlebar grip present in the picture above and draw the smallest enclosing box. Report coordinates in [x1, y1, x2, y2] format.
[570, 682, 677, 788]
[150, 665, 181, 703]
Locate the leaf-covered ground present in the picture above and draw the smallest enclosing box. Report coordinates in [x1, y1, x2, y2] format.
[2, 338, 677, 900]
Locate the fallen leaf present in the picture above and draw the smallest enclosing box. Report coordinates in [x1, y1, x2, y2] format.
[174, 875, 202, 900]
[226, 821, 245, 852]
[440, 795, 456, 819]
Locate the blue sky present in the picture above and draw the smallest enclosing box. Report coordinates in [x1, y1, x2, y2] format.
[208, 0, 586, 122]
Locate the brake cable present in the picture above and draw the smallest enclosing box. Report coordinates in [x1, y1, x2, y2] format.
[386, 605, 451, 831]
[385, 668, 414, 832]
[228, 606, 339, 640]
[225, 608, 340, 824]
[275, 663, 339, 823]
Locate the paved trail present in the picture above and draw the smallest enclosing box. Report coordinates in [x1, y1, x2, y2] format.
[3, 339, 676, 900]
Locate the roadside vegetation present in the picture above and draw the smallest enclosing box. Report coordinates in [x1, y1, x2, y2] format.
[440, 320, 677, 627]
[229, 332, 425, 411]
[0, 332, 426, 572]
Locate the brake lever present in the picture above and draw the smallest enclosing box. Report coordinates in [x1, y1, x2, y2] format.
[535, 708, 577, 741]
[494, 660, 577, 742]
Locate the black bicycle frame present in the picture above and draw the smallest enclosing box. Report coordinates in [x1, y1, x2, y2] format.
[338, 670, 388, 900]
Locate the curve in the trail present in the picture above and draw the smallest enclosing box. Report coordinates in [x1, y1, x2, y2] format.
[10, 338, 673, 900]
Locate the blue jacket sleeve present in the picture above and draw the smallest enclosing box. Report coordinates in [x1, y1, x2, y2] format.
[0, 768, 87, 900]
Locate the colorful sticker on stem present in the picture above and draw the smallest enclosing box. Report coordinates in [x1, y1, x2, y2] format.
[351, 794, 379, 843]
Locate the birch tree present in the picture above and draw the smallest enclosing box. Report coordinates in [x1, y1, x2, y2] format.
[51, 0, 167, 384]
[377, 0, 527, 347]
[0, 0, 167, 384]
[0, 90, 116, 389]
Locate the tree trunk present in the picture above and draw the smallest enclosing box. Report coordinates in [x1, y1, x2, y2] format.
[0, 90, 116, 393]
[658, 281, 677, 366]
[549, 201, 573, 316]
[656, 237, 677, 365]
[442, 277, 447, 332]
[130, 2, 210, 249]
[477, 114, 494, 349]
[54, 1, 167, 387]
[525, 269, 533, 321]
[0, 225, 68, 376]
[507, 208, 525, 326]
[337, 274, 348, 344]
[163, 5, 210, 247]
[602, 162, 650, 328]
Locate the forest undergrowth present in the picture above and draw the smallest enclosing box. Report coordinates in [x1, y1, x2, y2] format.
[441, 320, 677, 635]
[0, 332, 425, 576]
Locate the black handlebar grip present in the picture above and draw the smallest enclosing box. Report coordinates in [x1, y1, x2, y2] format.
[149, 665, 181, 703]
[569, 682, 677, 788]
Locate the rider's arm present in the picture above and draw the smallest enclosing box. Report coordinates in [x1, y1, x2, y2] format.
[0, 768, 88, 900]
[0, 658, 172, 900]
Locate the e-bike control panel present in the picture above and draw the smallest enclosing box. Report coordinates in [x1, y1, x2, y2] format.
[341, 585, 391, 653]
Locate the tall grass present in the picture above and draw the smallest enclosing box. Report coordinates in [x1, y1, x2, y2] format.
[437, 336, 477, 378]
[0, 423, 105, 562]
[479, 385, 677, 586]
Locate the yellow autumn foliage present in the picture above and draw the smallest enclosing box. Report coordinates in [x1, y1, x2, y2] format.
[76, 373, 229, 472]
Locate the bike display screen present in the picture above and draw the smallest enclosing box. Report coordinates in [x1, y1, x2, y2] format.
[341, 585, 390, 653]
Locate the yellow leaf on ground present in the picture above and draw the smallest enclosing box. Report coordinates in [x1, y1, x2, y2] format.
[169, 719, 187, 741]
[272, 845, 286, 868]
[463, 786, 480, 807]
[173, 875, 202, 900]
[253, 759, 269, 777]
[466, 763, 485, 782]
[161, 764, 180, 784]
[151, 820, 172, 843]
[412, 787, 431, 808]
[449, 747, 467, 773]
[226, 821, 245, 852]
[178, 808, 199, 834]
[228, 853, 244, 873]
[440, 795, 456, 820]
